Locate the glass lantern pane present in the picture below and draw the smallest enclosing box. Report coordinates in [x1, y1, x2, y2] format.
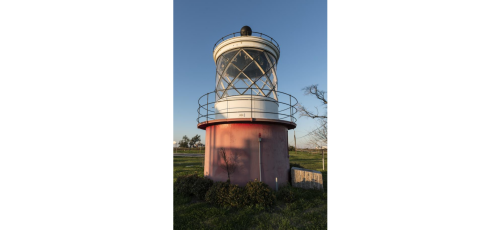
[255, 79, 265, 89]
[230, 50, 252, 70]
[260, 77, 271, 89]
[227, 88, 238, 97]
[245, 50, 271, 72]
[245, 49, 262, 61]
[217, 62, 225, 76]
[265, 53, 277, 76]
[232, 78, 248, 92]
[243, 61, 264, 80]
[266, 53, 276, 66]
[267, 72, 276, 86]
[222, 79, 228, 89]
[239, 76, 251, 86]
[225, 63, 240, 79]
[216, 50, 237, 74]
[222, 50, 238, 61]
[258, 53, 271, 73]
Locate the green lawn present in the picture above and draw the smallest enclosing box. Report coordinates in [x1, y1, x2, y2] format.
[173, 151, 327, 230]
[174, 149, 205, 154]
[173, 149, 327, 155]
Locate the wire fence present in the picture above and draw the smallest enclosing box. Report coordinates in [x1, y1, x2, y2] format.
[296, 149, 328, 155]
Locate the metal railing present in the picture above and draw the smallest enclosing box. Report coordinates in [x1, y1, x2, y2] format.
[213, 32, 280, 52]
[197, 88, 298, 124]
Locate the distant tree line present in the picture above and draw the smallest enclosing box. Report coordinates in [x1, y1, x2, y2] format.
[178, 134, 201, 148]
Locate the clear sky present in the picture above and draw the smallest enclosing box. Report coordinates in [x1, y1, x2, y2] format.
[174, 0, 327, 148]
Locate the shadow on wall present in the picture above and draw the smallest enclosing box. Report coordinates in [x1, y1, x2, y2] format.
[211, 146, 254, 186]
[207, 132, 290, 188]
[217, 147, 240, 182]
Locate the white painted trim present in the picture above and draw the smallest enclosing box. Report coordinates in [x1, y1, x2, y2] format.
[214, 95, 279, 120]
[213, 36, 280, 63]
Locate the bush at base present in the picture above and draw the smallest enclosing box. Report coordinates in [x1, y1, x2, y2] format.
[290, 163, 303, 168]
[191, 176, 214, 200]
[174, 173, 213, 200]
[205, 181, 246, 207]
[205, 180, 276, 208]
[244, 180, 276, 207]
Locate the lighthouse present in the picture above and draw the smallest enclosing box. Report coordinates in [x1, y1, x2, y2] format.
[197, 26, 297, 189]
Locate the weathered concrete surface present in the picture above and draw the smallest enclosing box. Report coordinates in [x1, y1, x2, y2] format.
[290, 167, 323, 190]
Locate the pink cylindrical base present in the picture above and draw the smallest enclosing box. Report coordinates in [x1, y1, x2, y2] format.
[204, 122, 290, 188]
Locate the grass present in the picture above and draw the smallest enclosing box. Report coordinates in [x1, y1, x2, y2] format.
[174, 148, 205, 154]
[173, 149, 327, 155]
[173, 151, 327, 230]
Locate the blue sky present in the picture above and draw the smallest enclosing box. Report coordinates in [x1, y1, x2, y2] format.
[174, 0, 327, 148]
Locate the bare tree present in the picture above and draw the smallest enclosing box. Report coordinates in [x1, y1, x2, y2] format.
[317, 121, 327, 145]
[297, 84, 327, 146]
[219, 148, 237, 182]
[307, 139, 317, 151]
[296, 84, 327, 118]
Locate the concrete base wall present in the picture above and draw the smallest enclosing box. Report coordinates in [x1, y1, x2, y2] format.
[204, 122, 290, 189]
[290, 167, 323, 190]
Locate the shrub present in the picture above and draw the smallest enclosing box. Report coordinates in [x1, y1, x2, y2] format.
[227, 184, 247, 207]
[290, 163, 303, 168]
[243, 180, 276, 207]
[174, 173, 213, 200]
[204, 182, 223, 205]
[206, 180, 276, 208]
[174, 173, 198, 195]
[191, 176, 213, 200]
[288, 145, 295, 151]
[205, 181, 246, 207]
[276, 184, 296, 203]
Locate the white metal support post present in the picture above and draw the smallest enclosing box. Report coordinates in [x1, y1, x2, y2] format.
[259, 133, 261, 182]
[294, 130, 297, 156]
[322, 148, 325, 171]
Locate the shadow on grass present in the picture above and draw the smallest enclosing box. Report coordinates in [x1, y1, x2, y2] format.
[321, 171, 328, 193]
